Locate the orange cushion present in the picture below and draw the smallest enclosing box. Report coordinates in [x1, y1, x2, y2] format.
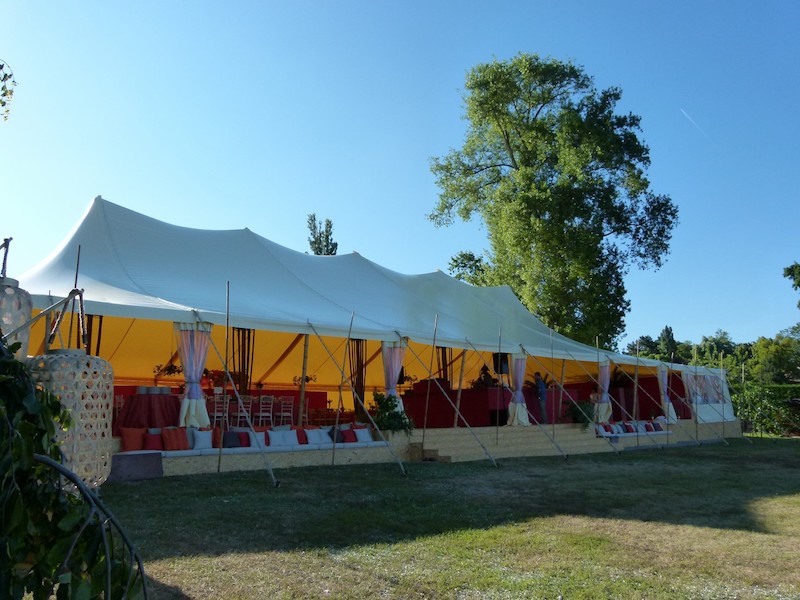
[120, 427, 147, 452]
[161, 427, 190, 451]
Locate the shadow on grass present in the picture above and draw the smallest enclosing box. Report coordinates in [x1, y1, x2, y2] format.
[101, 437, 800, 562]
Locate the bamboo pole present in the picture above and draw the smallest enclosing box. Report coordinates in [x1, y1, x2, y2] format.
[453, 349, 467, 428]
[299, 334, 310, 426]
[421, 315, 439, 450]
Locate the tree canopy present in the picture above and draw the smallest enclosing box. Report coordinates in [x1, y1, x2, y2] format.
[430, 53, 678, 347]
[628, 324, 800, 386]
[307, 213, 338, 256]
[785, 262, 800, 308]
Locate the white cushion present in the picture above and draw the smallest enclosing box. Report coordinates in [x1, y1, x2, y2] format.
[248, 430, 267, 449]
[192, 429, 213, 450]
[305, 429, 330, 445]
[354, 427, 373, 443]
[268, 429, 299, 446]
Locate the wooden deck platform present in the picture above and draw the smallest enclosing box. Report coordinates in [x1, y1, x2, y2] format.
[106, 420, 743, 481]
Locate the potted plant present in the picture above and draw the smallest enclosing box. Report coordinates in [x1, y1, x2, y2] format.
[568, 400, 594, 430]
[371, 392, 414, 437]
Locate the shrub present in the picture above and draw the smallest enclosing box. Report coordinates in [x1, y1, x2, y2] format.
[0, 338, 144, 598]
[372, 392, 414, 435]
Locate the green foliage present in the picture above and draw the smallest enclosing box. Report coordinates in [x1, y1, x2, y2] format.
[448, 251, 488, 285]
[372, 392, 414, 435]
[749, 333, 800, 384]
[430, 53, 678, 347]
[307, 213, 338, 256]
[567, 400, 593, 429]
[732, 382, 800, 435]
[0, 59, 17, 121]
[0, 339, 140, 599]
[785, 262, 800, 308]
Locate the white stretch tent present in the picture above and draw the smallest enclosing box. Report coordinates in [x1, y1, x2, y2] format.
[18, 197, 733, 422]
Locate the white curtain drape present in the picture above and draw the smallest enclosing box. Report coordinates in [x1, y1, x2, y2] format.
[507, 353, 531, 426]
[657, 364, 678, 421]
[175, 321, 212, 428]
[595, 359, 612, 422]
[683, 372, 704, 403]
[381, 341, 407, 413]
[703, 375, 724, 403]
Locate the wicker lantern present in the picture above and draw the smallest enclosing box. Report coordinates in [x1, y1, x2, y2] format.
[0, 276, 32, 359]
[26, 349, 115, 487]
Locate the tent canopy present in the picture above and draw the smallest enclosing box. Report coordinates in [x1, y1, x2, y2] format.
[18, 197, 720, 392]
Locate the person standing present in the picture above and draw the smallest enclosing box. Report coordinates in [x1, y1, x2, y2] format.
[535, 372, 548, 424]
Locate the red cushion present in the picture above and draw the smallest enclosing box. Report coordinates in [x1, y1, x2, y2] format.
[602, 423, 613, 433]
[162, 427, 190, 451]
[291, 426, 308, 444]
[624, 423, 635, 433]
[143, 433, 164, 451]
[342, 428, 357, 443]
[645, 423, 655, 432]
[237, 431, 250, 447]
[120, 427, 147, 452]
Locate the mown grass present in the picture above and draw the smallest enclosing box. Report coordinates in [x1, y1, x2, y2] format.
[101, 437, 800, 599]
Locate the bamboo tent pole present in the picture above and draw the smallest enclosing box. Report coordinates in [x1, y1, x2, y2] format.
[559, 349, 665, 450]
[298, 334, 310, 426]
[464, 339, 566, 459]
[402, 335, 498, 466]
[330, 314, 355, 467]
[421, 314, 439, 450]
[495, 326, 502, 444]
[453, 349, 467, 428]
[199, 302, 279, 487]
[308, 321, 407, 476]
[602, 354, 703, 446]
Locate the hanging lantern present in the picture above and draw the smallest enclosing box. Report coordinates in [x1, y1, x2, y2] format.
[26, 349, 115, 488]
[0, 276, 32, 359]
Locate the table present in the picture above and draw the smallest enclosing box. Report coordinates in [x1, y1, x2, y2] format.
[113, 394, 181, 435]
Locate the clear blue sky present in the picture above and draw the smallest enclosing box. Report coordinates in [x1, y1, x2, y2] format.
[3, 1, 799, 350]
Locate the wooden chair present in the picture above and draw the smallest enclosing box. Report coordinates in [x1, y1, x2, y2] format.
[113, 394, 126, 421]
[254, 395, 275, 427]
[274, 396, 294, 426]
[230, 395, 253, 428]
[207, 394, 229, 429]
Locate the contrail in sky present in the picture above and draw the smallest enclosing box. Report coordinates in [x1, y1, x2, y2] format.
[680, 108, 712, 141]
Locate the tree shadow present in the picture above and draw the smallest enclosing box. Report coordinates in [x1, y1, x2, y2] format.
[102, 437, 800, 563]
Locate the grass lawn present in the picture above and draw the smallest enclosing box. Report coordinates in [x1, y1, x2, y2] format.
[101, 437, 800, 599]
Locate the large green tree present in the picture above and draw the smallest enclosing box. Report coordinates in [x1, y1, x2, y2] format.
[430, 53, 678, 346]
